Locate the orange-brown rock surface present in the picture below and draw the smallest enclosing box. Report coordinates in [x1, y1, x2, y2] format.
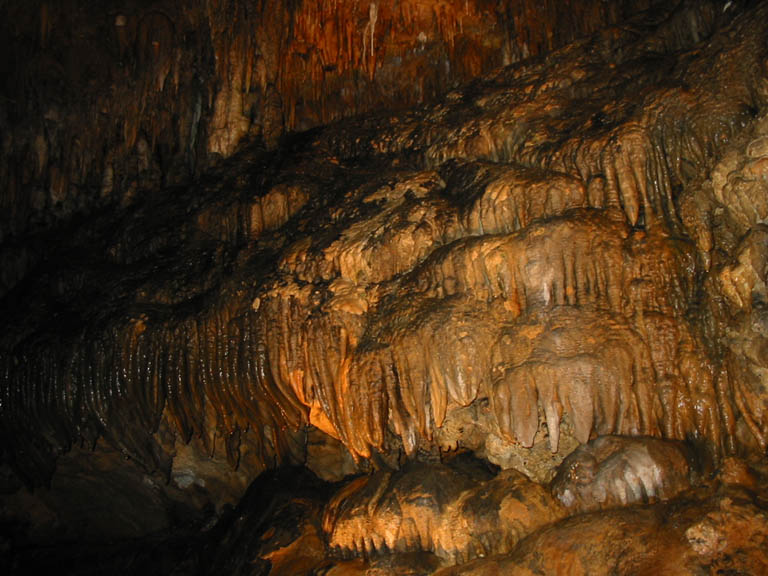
[2, 0, 768, 573]
[323, 460, 564, 562]
[0, 0, 660, 245]
[1, 0, 765, 484]
[432, 483, 768, 576]
[151, 456, 767, 575]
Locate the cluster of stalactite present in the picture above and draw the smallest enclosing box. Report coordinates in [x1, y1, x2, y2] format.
[0, 0, 664, 251]
[2, 0, 768, 491]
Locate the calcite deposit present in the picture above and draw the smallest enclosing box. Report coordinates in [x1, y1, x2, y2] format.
[431, 485, 768, 576]
[2, 0, 768, 574]
[323, 459, 564, 562]
[550, 435, 694, 512]
[0, 0, 655, 243]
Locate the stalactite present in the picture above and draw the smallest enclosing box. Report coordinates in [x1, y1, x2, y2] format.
[0, 0, 668, 242]
[490, 309, 659, 452]
[407, 209, 628, 313]
[455, 162, 588, 236]
[1, 0, 766, 494]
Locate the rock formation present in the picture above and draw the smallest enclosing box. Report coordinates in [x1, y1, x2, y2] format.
[550, 435, 694, 512]
[323, 459, 564, 562]
[2, 0, 768, 574]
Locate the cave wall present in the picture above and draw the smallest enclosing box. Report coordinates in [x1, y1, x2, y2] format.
[1, 0, 763, 476]
[3, 0, 768, 572]
[0, 0, 660, 245]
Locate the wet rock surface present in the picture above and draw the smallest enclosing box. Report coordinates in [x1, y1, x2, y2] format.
[550, 435, 694, 512]
[432, 482, 768, 576]
[323, 457, 563, 563]
[2, 0, 768, 574]
[0, 0, 655, 242]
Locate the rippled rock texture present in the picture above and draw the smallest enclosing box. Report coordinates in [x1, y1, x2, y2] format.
[324, 458, 564, 563]
[0, 0, 657, 243]
[3, 0, 768, 573]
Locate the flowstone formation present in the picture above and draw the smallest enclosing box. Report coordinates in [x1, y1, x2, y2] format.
[323, 459, 564, 562]
[3, 0, 768, 574]
[550, 435, 694, 512]
[0, 0, 651, 243]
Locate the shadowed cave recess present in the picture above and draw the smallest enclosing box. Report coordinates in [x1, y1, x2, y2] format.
[2, 0, 768, 574]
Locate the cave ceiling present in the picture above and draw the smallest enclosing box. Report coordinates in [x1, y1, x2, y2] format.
[2, 0, 768, 574]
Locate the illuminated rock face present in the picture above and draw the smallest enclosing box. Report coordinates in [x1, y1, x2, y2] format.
[323, 460, 564, 562]
[550, 435, 693, 512]
[2, 0, 768, 573]
[0, 0, 656, 244]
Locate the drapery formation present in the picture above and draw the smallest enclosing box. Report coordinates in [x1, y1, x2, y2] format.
[2, 1, 767, 491]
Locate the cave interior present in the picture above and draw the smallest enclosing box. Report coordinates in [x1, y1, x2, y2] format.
[2, 1, 768, 574]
